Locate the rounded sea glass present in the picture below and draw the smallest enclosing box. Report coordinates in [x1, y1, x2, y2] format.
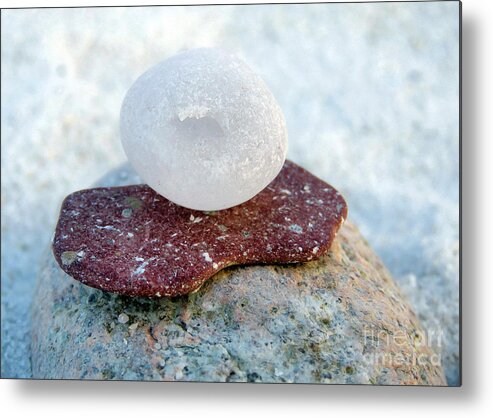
[120, 48, 287, 211]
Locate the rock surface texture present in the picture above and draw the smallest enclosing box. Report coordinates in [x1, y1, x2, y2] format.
[31, 165, 445, 384]
[52, 161, 347, 297]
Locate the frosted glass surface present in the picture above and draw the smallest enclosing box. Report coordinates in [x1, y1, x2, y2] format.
[120, 48, 288, 210]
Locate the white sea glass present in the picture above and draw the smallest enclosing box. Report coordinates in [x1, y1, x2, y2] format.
[120, 48, 287, 211]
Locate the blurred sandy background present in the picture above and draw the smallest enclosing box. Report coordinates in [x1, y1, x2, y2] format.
[1, 2, 459, 383]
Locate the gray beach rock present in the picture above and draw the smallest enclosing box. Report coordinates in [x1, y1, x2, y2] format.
[31, 164, 445, 384]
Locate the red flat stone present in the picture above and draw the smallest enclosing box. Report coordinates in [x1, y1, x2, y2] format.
[52, 160, 348, 297]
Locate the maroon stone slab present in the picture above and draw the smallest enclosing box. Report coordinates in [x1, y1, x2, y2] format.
[52, 160, 348, 297]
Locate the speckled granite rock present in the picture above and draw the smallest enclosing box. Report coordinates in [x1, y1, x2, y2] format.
[31, 164, 445, 384]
